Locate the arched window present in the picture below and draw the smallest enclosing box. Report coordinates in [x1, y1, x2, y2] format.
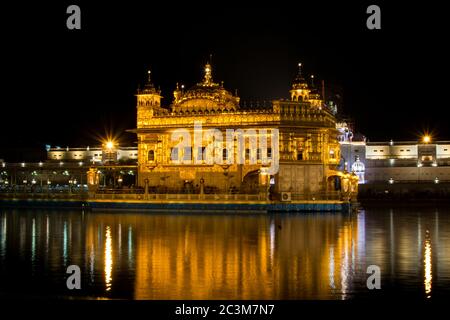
[183, 147, 192, 161]
[170, 148, 178, 162]
[297, 149, 303, 160]
[223, 148, 228, 161]
[297, 143, 304, 160]
[148, 150, 155, 162]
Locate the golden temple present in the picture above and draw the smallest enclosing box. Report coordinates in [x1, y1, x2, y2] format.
[131, 61, 357, 201]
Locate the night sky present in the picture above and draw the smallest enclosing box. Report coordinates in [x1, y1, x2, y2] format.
[1, 1, 448, 161]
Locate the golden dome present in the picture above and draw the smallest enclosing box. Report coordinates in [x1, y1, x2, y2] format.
[172, 63, 240, 113]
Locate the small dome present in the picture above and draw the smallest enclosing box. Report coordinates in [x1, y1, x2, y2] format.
[292, 62, 308, 90]
[137, 70, 161, 95]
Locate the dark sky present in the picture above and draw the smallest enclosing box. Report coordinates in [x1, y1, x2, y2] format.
[1, 1, 448, 161]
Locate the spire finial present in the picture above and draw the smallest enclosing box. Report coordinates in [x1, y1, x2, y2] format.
[292, 61, 307, 88]
[139, 68, 158, 94]
[204, 61, 212, 85]
[144, 69, 155, 89]
[200, 54, 216, 86]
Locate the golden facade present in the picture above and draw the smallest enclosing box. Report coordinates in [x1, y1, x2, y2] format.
[133, 62, 352, 199]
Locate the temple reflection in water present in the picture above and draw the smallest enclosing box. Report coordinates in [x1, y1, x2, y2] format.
[81, 212, 366, 299]
[0, 209, 449, 299]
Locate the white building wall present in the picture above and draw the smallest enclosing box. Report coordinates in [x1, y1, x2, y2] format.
[437, 145, 450, 159]
[340, 141, 450, 184]
[365, 145, 390, 159]
[365, 166, 450, 182]
[389, 145, 417, 158]
[47, 147, 138, 162]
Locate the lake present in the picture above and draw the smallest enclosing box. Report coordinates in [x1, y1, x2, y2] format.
[1, 205, 449, 299]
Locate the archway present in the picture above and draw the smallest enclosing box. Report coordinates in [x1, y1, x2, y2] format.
[241, 170, 260, 194]
[327, 175, 342, 191]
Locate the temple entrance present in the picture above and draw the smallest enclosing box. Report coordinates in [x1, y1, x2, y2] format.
[327, 175, 341, 191]
[241, 170, 260, 194]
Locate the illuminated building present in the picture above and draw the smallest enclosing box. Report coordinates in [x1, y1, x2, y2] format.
[0, 145, 139, 190]
[338, 123, 450, 184]
[1, 62, 359, 201]
[131, 62, 356, 199]
[46, 145, 138, 164]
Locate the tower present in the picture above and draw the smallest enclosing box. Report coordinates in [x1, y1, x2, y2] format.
[290, 63, 310, 102]
[136, 70, 162, 128]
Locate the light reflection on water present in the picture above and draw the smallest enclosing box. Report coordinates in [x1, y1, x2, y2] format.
[0, 207, 449, 299]
[424, 230, 432, 298]
[0, 215, 6, 257]
[104, 226, 113, 292]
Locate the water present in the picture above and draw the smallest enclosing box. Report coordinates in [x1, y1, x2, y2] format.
[0, 206, 450, 299]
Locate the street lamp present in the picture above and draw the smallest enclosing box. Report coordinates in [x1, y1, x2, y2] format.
[423, 135, 431, 144]
[104, 140, 116, 164]
[68, 179, 74, 194]
[47, 180, 51, 193]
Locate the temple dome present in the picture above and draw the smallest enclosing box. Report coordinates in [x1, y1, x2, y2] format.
[171, 63, 240, 113]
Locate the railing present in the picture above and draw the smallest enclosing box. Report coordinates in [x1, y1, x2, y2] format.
[0, 190, 345, 202]
[0, 192, 88, 200]
[92, 191, 344, 202]
[91, 193, 263, 201]
[289, 191, 343, 201]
